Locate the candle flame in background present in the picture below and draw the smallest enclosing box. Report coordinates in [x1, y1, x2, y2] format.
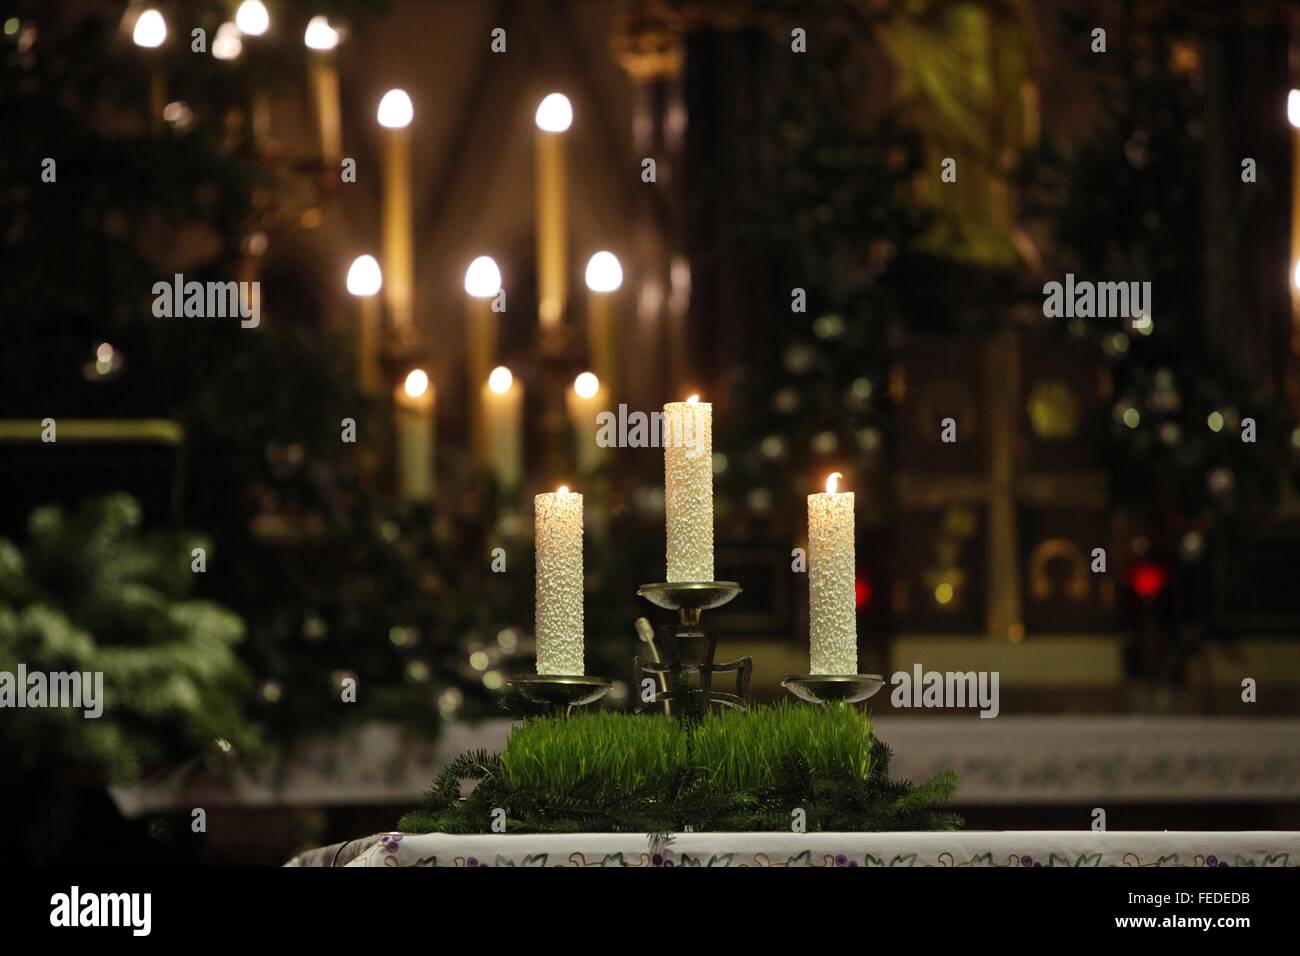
[685, 394, 699, 405]
[464, 256, 502, 297]
[132, 9, 166, 48]
[303, 15, 340, 51]
[346, 255, 382, 296]
[574, 371, 600, 400]
[534, 92, 573, 132]
[584, 251, 623, 292]
[377, 88, 414, 128]
[557, 485, 570, 495]
[1288, 89, 1300, 128]
[234, 1, 270, 37]
[1293, 260, 1300, 291]
[488, 366, 513, 394]
[403, 369, 429, 399]
[826, 471, 842, 494]
[212, 22, 242, 60]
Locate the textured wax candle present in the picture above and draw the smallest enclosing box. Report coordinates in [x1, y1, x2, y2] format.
[808, 472, 857, 674]
[535, 487, 584, 675]
[664, 398, 713, 582]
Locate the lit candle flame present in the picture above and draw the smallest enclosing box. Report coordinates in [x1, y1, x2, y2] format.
[826, 471, 842, 495]
[686, 394, 699, 405]
[574, 371, 600, 400]
[487, 366, 513, 394]
[403, 369, 429, 399]
[557, 485, 570, 495]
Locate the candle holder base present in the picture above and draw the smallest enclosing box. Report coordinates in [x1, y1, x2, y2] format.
[505, 675, 611, 715]
[636, 582, 749, 717]
[781, 674, 885, 705]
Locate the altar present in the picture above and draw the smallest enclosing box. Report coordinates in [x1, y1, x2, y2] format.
[289, 830, 1300, 868]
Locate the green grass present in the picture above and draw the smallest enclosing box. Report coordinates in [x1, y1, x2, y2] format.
[690, 701, 872, 790]
[400, 703, 961, 834]
[500, 708, 687, 794]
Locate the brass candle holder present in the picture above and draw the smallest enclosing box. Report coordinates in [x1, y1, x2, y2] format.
[635, 581, 750, 717]
[505, 674, 612, 716]
[781, 674, 885, 706]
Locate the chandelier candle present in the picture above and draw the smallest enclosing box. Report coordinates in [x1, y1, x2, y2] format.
[568, 372, 607, 475]
[464, 256, 502, 467]
[807, 472, 857, 674]
[534, 93, 572, 328]
[535, 487, 584, 675]
[483, 367, 523, 491]
[377, 90, 415, 334]
[394, 369, 435, 503]
[664, 397, 713, 582]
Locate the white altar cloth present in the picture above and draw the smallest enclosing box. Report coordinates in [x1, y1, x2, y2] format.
[314, 830, 1300, 868]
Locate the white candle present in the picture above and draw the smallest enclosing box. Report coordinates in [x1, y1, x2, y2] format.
[535, 486, 584, 675]
[808, 472, 857, 674]
[378, 90, 414, 334]
[567, 372, 607, 474]
[663, 396, 713, 582]
[394, 369, 434, 503]
[304, 18, 342, 165]
[483, 367, 523, 491]
[585, 251, 623, 396]
[346, 255, 382, 395]
[535, 93, 572, 328]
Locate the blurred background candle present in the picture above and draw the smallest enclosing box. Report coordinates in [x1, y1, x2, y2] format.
[663, 395, 713, 582]
[807, 472, 857, 675]
[235, 2, 271, 148]
[130, 7, 167, 137]
[534, 485, 584, 675]
[464, 256, 502, 466]
[483, 366, 522, 491]
[303, 16, 342, 165]
[346, 255, 383, 395]
[584, 251, 622, 398]
[378, 89, 414, 335]
[211, 21, 242, 62]
[394, 368, 434, 503]
[567, 371, 607, 475]
[534, 93, 572, 328]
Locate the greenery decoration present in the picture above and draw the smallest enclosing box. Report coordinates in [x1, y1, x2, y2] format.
[0, 494, 260, 862]
[0, 495, 259, 778]
[399, 704, 961, 834]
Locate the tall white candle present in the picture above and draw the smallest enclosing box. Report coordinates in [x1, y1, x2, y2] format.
[535, 486, 584, 675]
[807, 472, 857, 674]
[663, 396, 713, 582]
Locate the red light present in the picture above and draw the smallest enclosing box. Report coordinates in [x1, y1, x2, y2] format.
[855, 576, 872, 609]
[1129, 562, 1168, 601]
